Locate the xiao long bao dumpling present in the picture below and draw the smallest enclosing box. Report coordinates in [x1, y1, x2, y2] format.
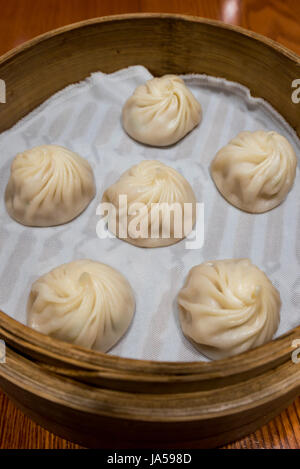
[122, 75, 202, 146]
[5, 145, 96, 226]
[211, 130, 297, 213]
[178, 259, 281, 360]
[27, 260, 135, 352]
[102, 160, 197, 248]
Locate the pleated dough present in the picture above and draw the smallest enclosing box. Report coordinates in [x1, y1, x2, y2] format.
[178, 259, 281, 359]
[5, 145, 96, 226]
[211, 131, 297, 213]
[27, 260, 135, 352]
[102, 160, 197, 248]
[122, 75, 202, 146]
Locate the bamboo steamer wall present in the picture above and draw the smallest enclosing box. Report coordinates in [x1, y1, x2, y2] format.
[0, 14, 299, 448]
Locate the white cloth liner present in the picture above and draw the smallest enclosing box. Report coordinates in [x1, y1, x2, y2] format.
[0, 65, 299, 362]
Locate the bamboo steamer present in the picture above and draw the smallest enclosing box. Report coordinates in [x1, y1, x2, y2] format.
[0, 14, 299, 448]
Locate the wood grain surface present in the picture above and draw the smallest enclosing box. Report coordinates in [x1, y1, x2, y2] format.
[0, 0, 299, 450]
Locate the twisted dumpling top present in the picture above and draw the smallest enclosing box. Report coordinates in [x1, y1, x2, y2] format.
[102, 160, 197, 248]
[5, 145, 96, 226]
[27, 259, 135, 352]
[122, 75, 202, 146]
[211, 131, 297, 213]
[178, 259, 281, 359]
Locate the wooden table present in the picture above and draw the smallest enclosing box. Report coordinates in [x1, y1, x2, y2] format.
[0, 0, 299, 450]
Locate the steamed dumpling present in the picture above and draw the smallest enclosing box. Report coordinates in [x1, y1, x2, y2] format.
[27, 260, 135, 352]
[211, 130, 297, 213]
[122, 75, 202, 146]
[178, 259, 281, 359]
[102, 160, 197, 248]
[5, 145, 96, 226]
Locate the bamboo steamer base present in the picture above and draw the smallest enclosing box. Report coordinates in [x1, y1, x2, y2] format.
[0, 14, 299, 448]
[1, 348, 299, 448]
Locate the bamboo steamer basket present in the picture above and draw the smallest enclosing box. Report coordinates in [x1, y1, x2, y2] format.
[0, 14, 299, 448]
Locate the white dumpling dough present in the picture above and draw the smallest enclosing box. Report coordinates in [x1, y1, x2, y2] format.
[5, 145, 96, 226]
[122, 75, 202, 146]
[102, 160, 197, 248]
[178, 259, 281, 360]
[211, 130, 297, 213]
[27, 260, 135, 352]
